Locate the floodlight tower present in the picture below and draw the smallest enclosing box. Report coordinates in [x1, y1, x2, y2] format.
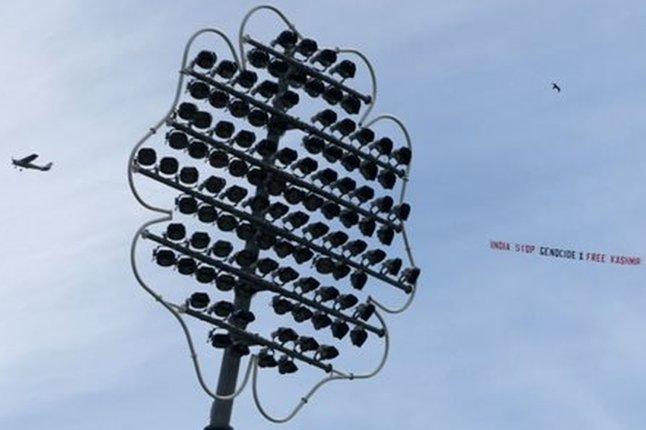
[129, 5, 420, 430]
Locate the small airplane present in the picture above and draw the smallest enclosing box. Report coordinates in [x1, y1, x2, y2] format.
[551, 82, 562, 93]
[12, 154, 53, 171]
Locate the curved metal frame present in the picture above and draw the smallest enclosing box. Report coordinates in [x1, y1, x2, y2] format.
[128, 4, 419, 424]
[238, 5, 299, 71]
[334, 47, 378, 126]
[363, 114, 418, 314]
[251, 309, 390, 423]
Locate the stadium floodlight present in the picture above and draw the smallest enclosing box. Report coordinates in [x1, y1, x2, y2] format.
[129, 5, 419, 430]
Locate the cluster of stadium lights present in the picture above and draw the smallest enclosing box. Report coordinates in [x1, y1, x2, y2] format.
[133, 27, 419, 376]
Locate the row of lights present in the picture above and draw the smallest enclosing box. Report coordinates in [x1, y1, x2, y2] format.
[135, 152, 416, 283]
[153, 242, 377, 369]
[192, 30, 363, 118]
[138, 146, 407, 242]
[169, 130, 407, 237]
[184, 44, 408, 177]
[155, 223, 406, 305]
[148, 225, 383, 316]
[173, 95, 409, 190]
[140, 131, 408, 235]
[140, 140, 407, 216]
[185, 292, 339, 374]
[138, 163, 418, 287]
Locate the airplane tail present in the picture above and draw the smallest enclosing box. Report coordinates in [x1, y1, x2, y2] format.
[42, 162, 53, 171]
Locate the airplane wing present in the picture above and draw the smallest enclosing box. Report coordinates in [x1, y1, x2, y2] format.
[19, 154, 39, 164]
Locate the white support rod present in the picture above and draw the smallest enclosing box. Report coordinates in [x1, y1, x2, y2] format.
[335, 47, 378, 126]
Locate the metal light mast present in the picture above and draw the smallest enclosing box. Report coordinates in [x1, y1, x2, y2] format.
[129, 5, 420, 430]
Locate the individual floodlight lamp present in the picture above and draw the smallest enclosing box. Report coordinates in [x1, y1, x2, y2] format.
[129, 6, 420, 430]
[257, 348, 278, 368]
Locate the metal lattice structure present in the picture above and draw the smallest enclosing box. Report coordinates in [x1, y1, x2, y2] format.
[128, 5, 420, 429]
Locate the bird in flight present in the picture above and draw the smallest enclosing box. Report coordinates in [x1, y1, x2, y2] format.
[12, 154, 53, 171]
[551, 82, 562, 93]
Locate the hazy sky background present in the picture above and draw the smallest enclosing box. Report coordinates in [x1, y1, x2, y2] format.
[1, 1, 645, 429]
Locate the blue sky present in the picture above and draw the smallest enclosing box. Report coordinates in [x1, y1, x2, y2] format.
[1, 0, 645, 429]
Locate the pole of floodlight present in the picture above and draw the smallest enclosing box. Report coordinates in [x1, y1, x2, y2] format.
[206, 214, 257, 430]
[206, 76, 288, 430]
[205, 181, 258, 430]
[206, 291, 253, 430]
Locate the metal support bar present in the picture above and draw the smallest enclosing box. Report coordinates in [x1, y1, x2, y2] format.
[136, 167, 412, 293]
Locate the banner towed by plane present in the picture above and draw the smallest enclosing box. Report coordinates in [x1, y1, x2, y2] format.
[490, 240, 641, 266]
